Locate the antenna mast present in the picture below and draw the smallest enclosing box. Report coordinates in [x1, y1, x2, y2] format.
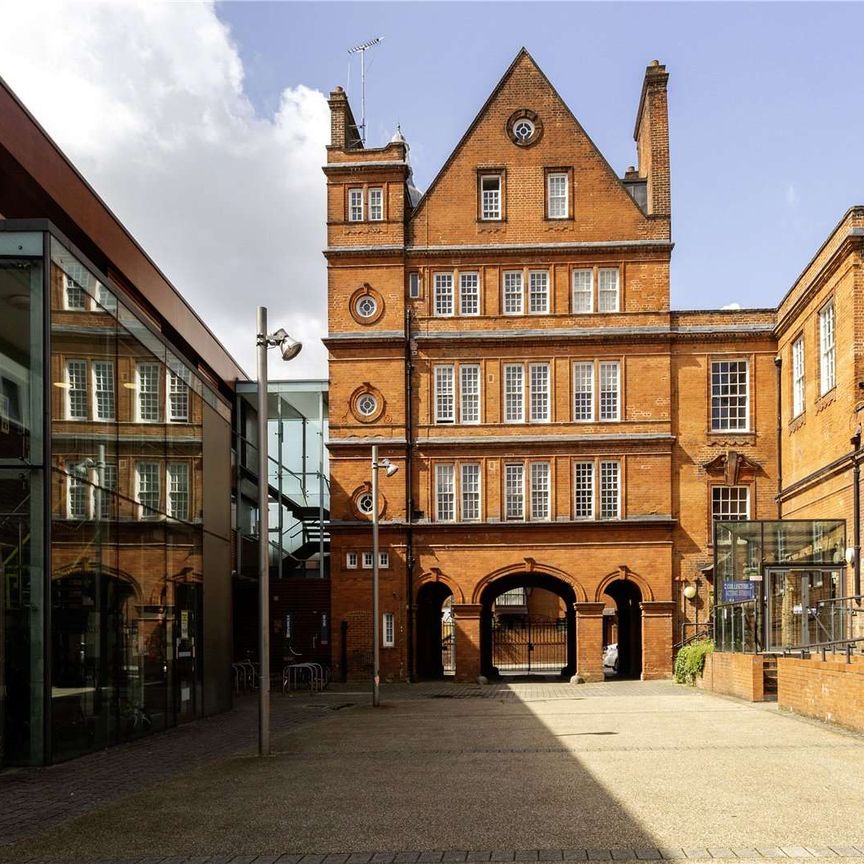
[347, 36, 382, 146]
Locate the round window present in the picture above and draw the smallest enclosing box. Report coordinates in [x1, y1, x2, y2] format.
[357, 493, 374, 515]
[356, 296, 378, 318]
[357, 394, 378, 416]
[513, 119, 535, 143]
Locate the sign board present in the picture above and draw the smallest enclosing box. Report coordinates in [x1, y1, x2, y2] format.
[180, 609, 189, 639]
[723, 581, 756, 602]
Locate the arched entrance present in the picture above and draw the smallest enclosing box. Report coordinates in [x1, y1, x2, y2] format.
[603, 579, 642, 678]
[416, 581, 454, 679]
[480, 573, 576, 680]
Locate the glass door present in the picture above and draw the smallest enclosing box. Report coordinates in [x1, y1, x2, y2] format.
[765, 568, 841, 651]
[174, 583, 202, 723]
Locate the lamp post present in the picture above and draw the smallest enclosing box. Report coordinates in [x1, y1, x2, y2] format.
[370, 445, 398, 707]
[256, 306, 302, 756]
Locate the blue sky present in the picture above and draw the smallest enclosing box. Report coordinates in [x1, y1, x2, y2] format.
[219, 1, 864, 311]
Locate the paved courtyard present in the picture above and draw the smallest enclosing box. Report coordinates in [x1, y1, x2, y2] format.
[3, 680, 864, 863]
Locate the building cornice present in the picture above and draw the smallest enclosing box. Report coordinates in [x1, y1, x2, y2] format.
[414, 432, 674, 447]
[329, 515, 676, 529]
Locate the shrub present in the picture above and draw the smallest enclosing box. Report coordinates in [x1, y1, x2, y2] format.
[674, 638, 714, 685]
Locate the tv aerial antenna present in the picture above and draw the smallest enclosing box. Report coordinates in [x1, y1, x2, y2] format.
[348, 36, 382, 146]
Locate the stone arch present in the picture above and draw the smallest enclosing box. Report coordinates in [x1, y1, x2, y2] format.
[471, 559, 588, 605]
[415, 569, 465, 604]
[594, 568, 654, 603]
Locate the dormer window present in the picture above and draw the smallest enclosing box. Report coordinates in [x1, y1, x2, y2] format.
[480, 174, 502, 221]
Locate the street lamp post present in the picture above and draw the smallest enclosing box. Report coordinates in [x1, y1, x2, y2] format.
[256, 306, 302, 756]
[370, 445, 397, 707]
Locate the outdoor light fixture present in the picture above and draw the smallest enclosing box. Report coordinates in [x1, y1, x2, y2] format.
[256, 306, 301, 757]
[846, 547, 857, 567]
[370, 447, 398, 707]
[683, 584, 697, 600]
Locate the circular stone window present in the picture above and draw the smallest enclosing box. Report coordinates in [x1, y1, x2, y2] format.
[513, 118, 535, 143]
[357, 393, 378, 417]
[357, 493, 374, 515]
[356, 295, 378, 319]
[506, 109, 543, 147]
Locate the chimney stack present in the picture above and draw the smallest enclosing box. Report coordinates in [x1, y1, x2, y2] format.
[328, 86, 362, 151]
[633, 61, 670, 221]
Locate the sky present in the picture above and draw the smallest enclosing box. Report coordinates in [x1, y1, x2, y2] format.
[2, 2, 864, 377]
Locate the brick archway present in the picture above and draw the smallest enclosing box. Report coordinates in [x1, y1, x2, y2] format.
[472, 561, 587, 605]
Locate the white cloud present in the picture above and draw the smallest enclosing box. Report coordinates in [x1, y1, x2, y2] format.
[0, 0, 329, 378]
[720, 303, 742, 310]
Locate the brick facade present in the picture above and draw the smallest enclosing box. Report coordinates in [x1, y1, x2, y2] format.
[324, 49, 862, 683]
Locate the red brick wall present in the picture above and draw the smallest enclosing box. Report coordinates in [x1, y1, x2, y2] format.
[778, 656, 864, 732]
[698, 652, 765, 701]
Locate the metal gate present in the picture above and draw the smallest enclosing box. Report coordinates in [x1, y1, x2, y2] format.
[492, 616, 567, 676]
[442, 617, 455, 676]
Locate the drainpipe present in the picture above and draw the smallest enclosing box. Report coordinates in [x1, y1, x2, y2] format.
[852, 427, 861, 599]
[774, 355, 783, 514]
[405, 305, 415, 680]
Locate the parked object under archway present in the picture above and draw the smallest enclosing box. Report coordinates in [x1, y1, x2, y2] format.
[480, 572, 576, 680]
[603, 579, 643, 679]
[416, 582, 454, 679]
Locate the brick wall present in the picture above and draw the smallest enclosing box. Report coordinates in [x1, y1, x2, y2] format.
[698, 652, 765, 701]
[778, 655, 864, 732]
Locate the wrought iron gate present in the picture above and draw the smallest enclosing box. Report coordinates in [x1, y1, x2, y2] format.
[442, 617, 455, 675]
[492, 616, 567, 675]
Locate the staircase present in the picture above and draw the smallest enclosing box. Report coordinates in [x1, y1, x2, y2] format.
[762, 655, 778, 701]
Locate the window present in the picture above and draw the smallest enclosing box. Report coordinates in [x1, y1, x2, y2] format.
[503, 271, 523, 315]
[711, 360, 748, 432]
[792, 336, 805, 418]
[712, 486, 750, 533]
[64, 264, 88, 310]
[819, 302, 836, 396]
[529, 363, 550, 422]
[362, 552, 374, 569]
[356, 295, 378, 319]
[505, 463, 525, 520]
[92, 361, 115, 421]
[435, 463, 456, 522]
[530, 462, 551, 521]
[357, 493, 374, 515]
[547, 172, 569, 219]
[168, 371, 189, 423]
[480, 174, 501, 220]
[460, 365, 481, 424]
[599, 461, 621, 520]
[598, 269, 620, 313]
[66, 359, 88, 420]
[434, 365, 455, 424]
[136, 462, 160, 518]
[137, 362, 161, 422]
[67, 462, 90, 520]
[99, 463, 118, 520]
[460, 272, 480, 316]
[599, 361, 620, 422]
[434, 273, 454, 317]
[95, 282, 116, 312]
[572, 270, 593, 314]
[379, 551, 389, 569]
[383, 612, 395, 647]
[409, 272, 421, 299]
[167, 463, 189, 521]
[528, 270, 549, 314]
[573, 462, 594, 520]
[503, 364, 525, 422]
[346, 552, 358, 569]
[368, 187, 383, 221]
[461, 463, 481, 521]
[348, 188, 363, 222]
[572, 362, 594, 422]
[357, 393, 378, 417]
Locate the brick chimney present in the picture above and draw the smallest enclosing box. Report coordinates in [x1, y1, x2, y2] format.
[328, 86, 362, 152]
[633, 60, 670, 220]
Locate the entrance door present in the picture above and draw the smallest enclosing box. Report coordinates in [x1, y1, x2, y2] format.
[492, 616, 567, 676]
[765, 568, 841, 651]
[174, 583, 202, 722]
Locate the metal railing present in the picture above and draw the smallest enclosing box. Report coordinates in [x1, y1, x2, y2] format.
[714, 599, 759, 653]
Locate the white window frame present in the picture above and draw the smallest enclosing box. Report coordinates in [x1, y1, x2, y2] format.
[383, 612, 395, 647]
[459, 364, 481, 425]
[167, 369, 190, 423]
[599, 460, 621, 520]
[529, 363, 551, 423]
[503, 363, 525, 423]
[712, 486, 750, 533]
[348, 188, 364, 222]
[504, 463, 525, 521]
[135, 461, 161, 520]
[91, 360, 115, 422]
[547, 172, 569, 219]
[459, 272, 480, 316]
[819, 301, 836, 396]
[408, 272, 421, 299]
[67, 461, 91, 520]
[502, 271, 524, 315]
[480, 174, 502, 221]
[572, 361, 594, 422]
[378, 551, 389, 569]
[528, 270, 550, 314]
[435, 463, 456, 522]
[530, 461, 551, 521]
[136, 362, 162, 423]
[710, 359, 749, 433]
[433, 272, 455, 317]
[433, 365, 455, 424]
[573, 461, 594, 520]
[598, 361, 620, 422]
[792, 335, 805, 418]
[362, 551, 374, 569]
[99, 462, 118, 521]
[368, 187, 384, 221]
[346, 552, 358, 569]
[461, 462, 481, 522]
[167, 462, 190, 521]
[95, 282, 117, 312]
[65, 359, 88, 420]
[63, 265, 88, 310]
[597, 268, 620, 313]
[572, 269, 593, 314]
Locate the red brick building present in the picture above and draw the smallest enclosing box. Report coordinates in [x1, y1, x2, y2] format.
[324, 49, 855, 682]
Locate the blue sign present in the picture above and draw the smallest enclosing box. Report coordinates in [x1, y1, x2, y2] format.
[724, 581, 756, 602]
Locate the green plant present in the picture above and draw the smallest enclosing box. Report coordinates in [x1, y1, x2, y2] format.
[674, 638, 714, 685]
